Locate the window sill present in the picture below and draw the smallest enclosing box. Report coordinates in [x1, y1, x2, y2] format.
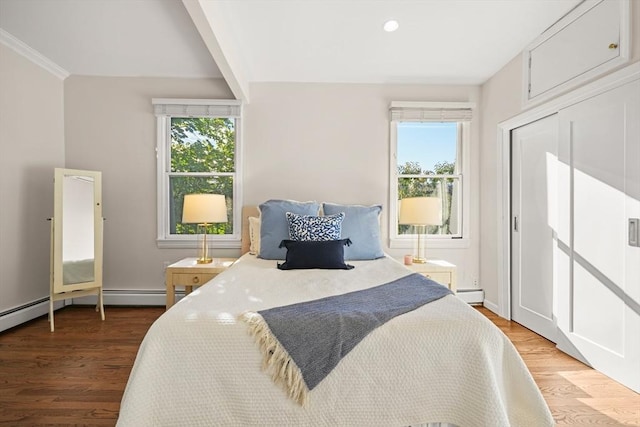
[157, 238, 241, 249]
[389, 238, 471, 249]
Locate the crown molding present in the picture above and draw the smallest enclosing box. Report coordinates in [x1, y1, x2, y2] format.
[0, 28, 69, 80]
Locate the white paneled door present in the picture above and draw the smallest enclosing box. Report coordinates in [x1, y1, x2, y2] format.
[557, 79, 640, 393]
[511, 115, 559, 342]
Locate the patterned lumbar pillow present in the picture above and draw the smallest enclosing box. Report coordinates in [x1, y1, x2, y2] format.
[286, 212, 345, 241]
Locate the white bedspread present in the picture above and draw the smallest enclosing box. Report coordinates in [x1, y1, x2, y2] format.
[117, 254, 553, 427]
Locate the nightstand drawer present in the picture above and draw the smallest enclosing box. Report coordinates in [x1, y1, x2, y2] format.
[402, 259, 457, 292]
[417, 272, 451, 287]
[165, 257, 237, 309]
[172, 273, 217, 286]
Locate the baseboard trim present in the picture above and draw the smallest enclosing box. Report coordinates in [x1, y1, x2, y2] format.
[482, 298, 500, 316]
[0, 299, 65, 333]
[71, 290, 172, 306]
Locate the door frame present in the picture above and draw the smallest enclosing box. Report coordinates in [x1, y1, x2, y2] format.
[494, 62, 640, 320]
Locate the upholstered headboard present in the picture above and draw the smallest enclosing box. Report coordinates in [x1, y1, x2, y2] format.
[241, 205, 259, 255]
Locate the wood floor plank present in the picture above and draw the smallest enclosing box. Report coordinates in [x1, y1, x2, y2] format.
[477, 307, 640, 426]
[0, 306, 162, 426]
[1, 305, 638, 426]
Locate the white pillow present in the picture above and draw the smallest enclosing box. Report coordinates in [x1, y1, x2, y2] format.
[248, 216, 261, 255]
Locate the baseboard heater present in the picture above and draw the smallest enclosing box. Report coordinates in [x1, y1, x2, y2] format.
[0, 298, 65, 333]
[71, 290, 168, 306]
[456, 289, 484, 305]
[0, 292, 165, 333]
[2, 289, 486, 333]
[75, 290, 487, 306]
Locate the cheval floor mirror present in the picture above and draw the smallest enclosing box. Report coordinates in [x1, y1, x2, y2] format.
[49, 168, 105, 332]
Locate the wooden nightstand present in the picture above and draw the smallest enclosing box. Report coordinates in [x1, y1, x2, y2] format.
[165, 257, 236, 309]
[403, 260, 457, 292]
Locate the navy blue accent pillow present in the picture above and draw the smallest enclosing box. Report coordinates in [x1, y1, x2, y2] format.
[277, 239, 355, 270]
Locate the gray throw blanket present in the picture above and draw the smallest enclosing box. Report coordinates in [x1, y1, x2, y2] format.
[240, 273, 452, 405]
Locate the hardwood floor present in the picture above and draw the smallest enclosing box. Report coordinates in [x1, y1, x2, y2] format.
[478, 307, 640, 426]
[0, 305, 638, 426]
[0, 306, 164, 426]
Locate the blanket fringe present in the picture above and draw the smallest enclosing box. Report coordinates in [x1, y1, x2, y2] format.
[239, 311, 309, 406]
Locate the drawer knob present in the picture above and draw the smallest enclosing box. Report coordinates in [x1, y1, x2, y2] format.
[609, 43, 618, 49]
[192, 276, 200, 284]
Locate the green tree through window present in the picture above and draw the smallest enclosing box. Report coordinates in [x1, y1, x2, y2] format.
[397, 160, 456, 235]
[169, 117, 235, 236]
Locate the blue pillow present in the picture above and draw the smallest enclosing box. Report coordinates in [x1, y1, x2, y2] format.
[277, 239, 354, 270]
[322, 203, 384, 260]
[286, 212, 345, 241]
[258, 199, 321, 260]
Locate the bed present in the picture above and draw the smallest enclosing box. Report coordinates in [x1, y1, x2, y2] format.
[117, 201, 553, 427]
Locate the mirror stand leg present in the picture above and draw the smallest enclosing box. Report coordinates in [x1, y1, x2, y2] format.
[97, 288, 105, 321]
[49, 297, 54, 332]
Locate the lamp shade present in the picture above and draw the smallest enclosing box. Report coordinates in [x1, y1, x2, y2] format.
[182, 194, 228, 224]
[399, 197, 443, 226]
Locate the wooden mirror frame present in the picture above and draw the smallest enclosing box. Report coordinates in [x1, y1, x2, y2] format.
[49, 168, 104, 331]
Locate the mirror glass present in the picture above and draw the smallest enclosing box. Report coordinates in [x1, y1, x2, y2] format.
[62, 174, 95, 285]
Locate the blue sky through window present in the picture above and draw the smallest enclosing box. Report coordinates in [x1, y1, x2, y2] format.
[397, 122, 457, 173]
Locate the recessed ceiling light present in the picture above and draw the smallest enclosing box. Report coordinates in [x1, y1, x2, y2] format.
[383, 19, 399, 32]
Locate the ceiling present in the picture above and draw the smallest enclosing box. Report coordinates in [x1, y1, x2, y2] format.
[0, 0, 222, 78]
[0, 0, 581, 86]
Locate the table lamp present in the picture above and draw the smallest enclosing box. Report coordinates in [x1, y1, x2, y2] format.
[399, 197, 443, 263]
[182, 194, 228, 264]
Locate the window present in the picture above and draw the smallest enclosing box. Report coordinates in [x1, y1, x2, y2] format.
[389, 102, 473, 248]
[154, 99, 242, 248]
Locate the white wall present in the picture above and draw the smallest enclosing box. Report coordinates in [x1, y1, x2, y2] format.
[64, 76, 236, 291]
[63, 78, 482, 291]
[478, 56, 523, 307]
[0, 43, 65, 313]
[244, 82, 481, 289]
[479, 0, 640, 309]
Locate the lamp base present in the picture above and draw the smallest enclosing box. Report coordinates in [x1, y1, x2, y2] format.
[412, 257, 427, 264]
[196, 257, 213, 264]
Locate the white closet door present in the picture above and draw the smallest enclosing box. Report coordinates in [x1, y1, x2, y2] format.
[557, 79, 640, 393]
[511, 115, 559, 342]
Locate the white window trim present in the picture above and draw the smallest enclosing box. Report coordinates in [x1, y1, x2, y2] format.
[154, 98, 243, 249]
[389, 101, 473, 249]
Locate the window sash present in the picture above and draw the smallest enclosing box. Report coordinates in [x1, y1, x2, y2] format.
[396, 175, 463, 238]
[395, 123, 463, 238]
[167, 174, 235, 237]
[389, 102, 472, 247]
[155, 99, 242, 248]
